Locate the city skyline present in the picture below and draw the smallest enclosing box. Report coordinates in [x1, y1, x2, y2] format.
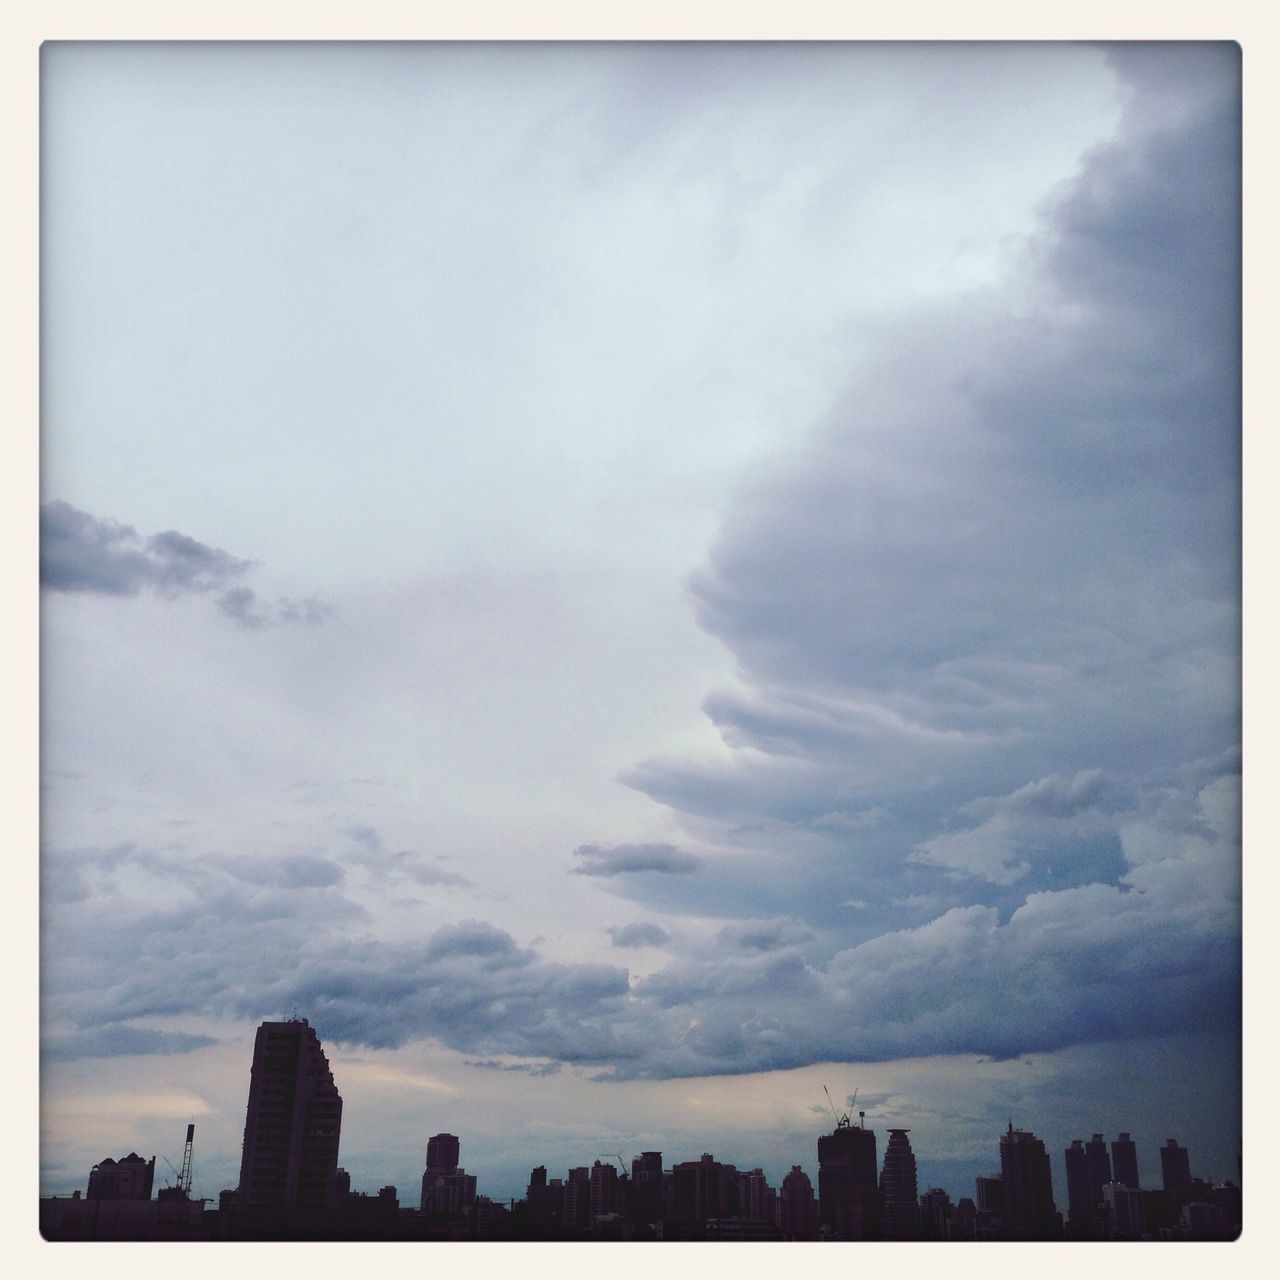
[42, 1015, 1239, 1240]
[39, 40, 1241, 1223]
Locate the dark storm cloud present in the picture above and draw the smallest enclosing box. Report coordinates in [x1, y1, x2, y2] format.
[607, 922, 671, 949]
[41, 500, 333, 628]
[572, 842, 702, 877]
[41, 1025, 219, 1062]
[575, 45, 1241, 1076]
[41, 500, 251, 596]
[465, 1058, 563, 1077]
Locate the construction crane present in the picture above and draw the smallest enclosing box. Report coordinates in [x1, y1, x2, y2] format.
[177, 1123, 195, 1196]
[159, 1123, 196, 1200]
[599, 1153, 629, 1177]
[824, 1085, 861, 1129]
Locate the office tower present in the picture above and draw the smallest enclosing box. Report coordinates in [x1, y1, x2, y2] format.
[818, 1119, 880, 1240]
[879, 1129, 920, 1239]
[1161, 1138, 1192, 1194]
[629, 1151, 663, 1226]
[420, 1134, 476, 1216]
[86, 1152, 156, 1200]
[1111, 1133, 1139, 1188]
[778, 1166, 817, 1240]
[236, 1018, 343, 1215]
[999, 1122, 1058, 1240]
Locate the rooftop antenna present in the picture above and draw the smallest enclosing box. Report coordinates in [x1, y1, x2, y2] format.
[823, 1085, 852, 1129]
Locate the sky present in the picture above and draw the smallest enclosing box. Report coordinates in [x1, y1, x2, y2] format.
[38, 40, 1241, 1208]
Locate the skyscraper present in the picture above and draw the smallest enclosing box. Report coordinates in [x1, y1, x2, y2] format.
[818, 1119, 880, 1240]
[879, 1128, 920, 1239]
[420, 1133, 476, 1216]
[1161, 1138, 1192, 1195]
[236, 1018, 343, 1216]
[998, 1122, 1058, 1241]
[1111, 1132, 1139, 1188]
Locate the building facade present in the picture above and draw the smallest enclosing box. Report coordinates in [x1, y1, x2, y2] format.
[236, 1018, 343, 1216]
[817, 1120, 880, 1240]
[879, 1128, 920, 1240]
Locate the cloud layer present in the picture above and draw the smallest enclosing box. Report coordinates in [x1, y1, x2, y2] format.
[41, 500, 332, 629]
[39, 46, 1240, 1093]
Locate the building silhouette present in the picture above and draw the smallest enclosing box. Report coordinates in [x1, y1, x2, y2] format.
[86, 1152, 155, 1201]
[919, 1186, 952, 1240]
[420, 1132, 476, 1217]
[236, 1018, 343, 1217]
[818, 1118, 879, 1240]
[629, 1151, 664, 1226]
[1161, 1138, 1192, 1195]
[879, 1129, 920, 1239]
[778, 1165, 817, 1240]
[998, 1122, 1058, 1240]
[1111, 1132, 1139, 1188]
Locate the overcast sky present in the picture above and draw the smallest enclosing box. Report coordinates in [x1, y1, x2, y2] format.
[39, 41, 1240, 1206]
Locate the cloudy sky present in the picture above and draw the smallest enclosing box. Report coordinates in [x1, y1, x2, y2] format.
[39, 41, 1240, 1206]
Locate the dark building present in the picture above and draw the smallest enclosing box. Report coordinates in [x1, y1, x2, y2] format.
[629, 1151, 663, 1226]
[778, 1165, 817, 1240]
[671, 1153, 737, 1224]
[1161, 1138, 1192, 1195]
[919, 1186, 951, 1240]
[1111, 1132, 1139, 1188]
[589, 1160, 622, 1221]
[999, 1122, 1058, 1240]
[1064, 1140, 1098, 1239]
[420, 1134, 476, 1217]
[426, 1133, 460, 1175]
[879, 1128, 920, 1239]
[86, 1152, 155, 1201]
[236, 1018, 343, 1216]
[818, 1119, 880, 1240]
[737, 1168, 775, 1224]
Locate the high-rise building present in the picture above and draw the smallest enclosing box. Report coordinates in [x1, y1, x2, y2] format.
[818, 1120, 880, 1240]
[589, 1160, 621, 1221]
[1064, 1140, 1098, 1239]
[236, 1018, 343, 1216]
[737, 1168, 775, 1224]
[86, 1152, 155, 1201]
[426, 1133, 460, 1175]
[629, 1151, 663, 1226]
[671, 1153, 737, 1223]
[919, 1186, 952, 1240]
[420, 1134, 476, 1216]
[1103, 1181, 1146, 1239]
[1085, 1133, 1112, 1198]
[778, 1166, 817, 1240]
[1111, 1133, 1139, 1188]
[879, 1129, 920, 1239]
[1161, 1139, 1192, 1194]
[999, 1122, 1058, 1240]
